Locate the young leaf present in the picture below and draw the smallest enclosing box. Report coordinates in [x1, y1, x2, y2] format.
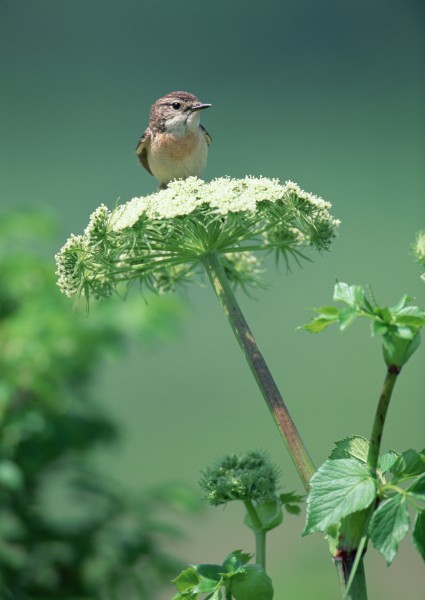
[338, 306, 358, 330]
[329, 436, 369, 462]
[222, 550, 252, 573]
[303, 458, 377, 535]
[302, 309, 339, 333]
[279, 491, 304, 515]
[412, 511, 425, 561]
[195, 564, 224, 592]
[333, 282, 364, 308]
[369, 495, 410, 564]
[378, 451, 400, 475]
[406, 473, 425, 502]
[391, 449, 425, 481]
[172, 567, 200, 592]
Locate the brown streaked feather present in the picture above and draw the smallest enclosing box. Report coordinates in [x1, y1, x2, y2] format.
[135, 128, 153, 175]
[200, 124, 212, 145]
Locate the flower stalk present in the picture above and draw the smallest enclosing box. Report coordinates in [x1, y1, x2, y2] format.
[243, 500, 267, 568]
[367, 367, 400, 475]
[202, 251, 315, 490]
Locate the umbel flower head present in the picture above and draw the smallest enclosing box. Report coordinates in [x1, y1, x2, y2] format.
[199, 451, 279, 506]
[55, 177, 340, 300]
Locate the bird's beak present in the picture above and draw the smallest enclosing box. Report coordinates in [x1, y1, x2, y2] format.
[191, 103, 212, 111]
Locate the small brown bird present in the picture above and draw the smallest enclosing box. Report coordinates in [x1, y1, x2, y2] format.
[136, 91, 212, 189]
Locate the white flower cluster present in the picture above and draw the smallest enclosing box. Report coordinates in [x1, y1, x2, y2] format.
[111, 176, 338, 231]
[55, 176, 340, 300]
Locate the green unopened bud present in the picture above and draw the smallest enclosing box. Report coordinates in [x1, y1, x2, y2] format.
[230, 564, 274, 600]
[382, 330, 421, 368]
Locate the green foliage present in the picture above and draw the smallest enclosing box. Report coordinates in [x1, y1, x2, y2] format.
[303, 437, 425, 565]
[302, 458, 377, 536]
[303, 282, 425, 367]
[171, 550, 274, 600]
[0, 211, 196, 600]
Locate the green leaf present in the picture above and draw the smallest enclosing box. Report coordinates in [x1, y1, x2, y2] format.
[369, 495, 410, 564]
[313, 305, 340, 317]
[329, 436, 369, 462]
[222, 550, 251, 573]
[396, 314, 425, 328]
[391, 294, 411, 313]
[378, 451, 400, 475]
[195, 564, 223, 592]
[172, 567, 200, 592]
[372, 320, 389, 336]
[334, 282, 364, 308]
[303, 458, 377, 535]
[338, 307, 358, 330]
[407, 473, 425, 501]
[303, 314, 338, 333]
[391, 449, 425, 481]
[280, 491, 304, 515]
[244, 498, 283, 532]
[412, 511, 425, 561]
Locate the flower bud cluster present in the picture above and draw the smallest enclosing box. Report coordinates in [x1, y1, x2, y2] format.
[199, 451, 279, 506]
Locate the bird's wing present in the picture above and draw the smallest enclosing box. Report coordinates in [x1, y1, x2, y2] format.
[200, 124, 212, 145]
[135, 128, 153, 175]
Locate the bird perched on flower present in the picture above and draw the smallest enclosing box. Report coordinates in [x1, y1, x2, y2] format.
[136, 91, 212, 189]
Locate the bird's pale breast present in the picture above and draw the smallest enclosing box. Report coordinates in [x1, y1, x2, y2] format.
[148, 130, 208, 186]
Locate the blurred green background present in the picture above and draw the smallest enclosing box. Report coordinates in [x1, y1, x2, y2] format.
[1, 0, 424, 598]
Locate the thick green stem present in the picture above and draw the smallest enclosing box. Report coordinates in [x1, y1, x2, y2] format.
[202, 252, 315, 490]
[243, 500, 266, 569]
[335, 554, 368, 600]
[367, 366, 400, 474]
[336, 366, 400, 599]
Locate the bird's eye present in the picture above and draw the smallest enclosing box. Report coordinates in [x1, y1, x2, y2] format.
[171, 102, 181, 110]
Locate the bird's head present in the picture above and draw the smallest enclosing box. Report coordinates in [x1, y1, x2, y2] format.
[150, 91, 211, 135]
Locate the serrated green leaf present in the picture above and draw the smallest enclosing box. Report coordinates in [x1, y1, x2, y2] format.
[412, 511, 425, 561]
[407, 473, 425, 501]
[303, 458, 377, 535]
[222, 550, 251, 573]
[378, 451, 400, 475]
[172, 567, 200, 592]
[369, 495, 410, 564]
[244, 498, 283, 532]
[392, 449, 425, 481]
[329, 436, 369, 462]
[195, 564, 223, 592]
[334, 282, 364, 307]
